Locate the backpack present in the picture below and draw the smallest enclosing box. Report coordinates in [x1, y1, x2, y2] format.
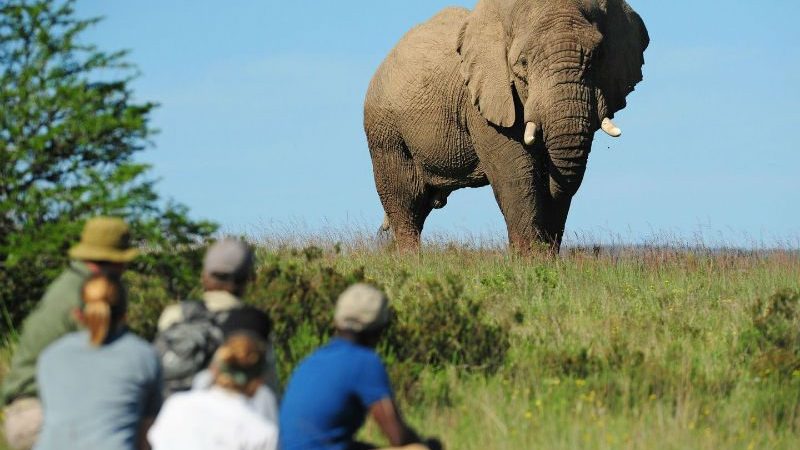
[154, 300, 228, 397]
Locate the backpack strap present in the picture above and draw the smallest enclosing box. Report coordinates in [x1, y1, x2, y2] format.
[178, 299, 210, 321]
[179, 300, 232, 325]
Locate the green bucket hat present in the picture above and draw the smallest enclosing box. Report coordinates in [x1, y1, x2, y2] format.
[68, 217, 139, 263]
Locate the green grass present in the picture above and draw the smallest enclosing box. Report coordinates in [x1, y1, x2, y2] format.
[0, 341, 10, 450]
[328, 246, 800, 449]
[2, 244, 800, 449]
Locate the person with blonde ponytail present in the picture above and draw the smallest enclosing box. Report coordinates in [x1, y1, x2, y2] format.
[148, 333, 278, 450]
[3, 217, 137, 450]
[34, 274, 162, 450]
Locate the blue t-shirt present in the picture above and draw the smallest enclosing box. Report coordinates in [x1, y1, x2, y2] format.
[279, 338, 392, 450]
[35, 330, 162, 450]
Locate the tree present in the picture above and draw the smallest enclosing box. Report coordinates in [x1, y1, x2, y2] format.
[0, 0, 217, 330]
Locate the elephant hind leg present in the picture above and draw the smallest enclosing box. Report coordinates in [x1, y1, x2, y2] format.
[375, 213, 392, 246]
[370, 140, 433, 251]
[379, 213, 391, 232]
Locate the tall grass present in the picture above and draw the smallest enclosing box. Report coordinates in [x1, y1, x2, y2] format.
[325, 244, 800, 449]
[2, 237, 799, 449]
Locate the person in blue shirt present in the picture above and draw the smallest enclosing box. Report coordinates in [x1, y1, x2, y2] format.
[279, 284, 441, 450]
[35, 274, 162, 450]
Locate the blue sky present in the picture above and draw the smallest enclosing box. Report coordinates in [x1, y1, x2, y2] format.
[76, 1, 800, 246]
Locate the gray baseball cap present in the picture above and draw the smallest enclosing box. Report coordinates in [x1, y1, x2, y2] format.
[334, 283, 389, 333]
[203, 238, 254, 281]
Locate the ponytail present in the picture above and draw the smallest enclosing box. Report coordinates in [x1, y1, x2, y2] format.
[213, 333, 266, 393]
[81, 275, 126, 346]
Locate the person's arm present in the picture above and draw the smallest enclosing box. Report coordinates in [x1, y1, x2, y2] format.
[369, 397, 421, 446]
[2, 279, 81, 402]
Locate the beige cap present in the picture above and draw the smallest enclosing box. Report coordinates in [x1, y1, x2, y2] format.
[68, 217, 138, 263]
[334, 283, 389, 333]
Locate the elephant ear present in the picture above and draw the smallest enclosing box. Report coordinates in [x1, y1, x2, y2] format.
[456, 3, 515, 128]
[595, 0, 649, 117]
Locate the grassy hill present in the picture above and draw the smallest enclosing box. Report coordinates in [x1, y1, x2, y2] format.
[3, 243, 800, 449]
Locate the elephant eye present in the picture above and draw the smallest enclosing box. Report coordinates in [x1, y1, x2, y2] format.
[512, 55, 528, 81]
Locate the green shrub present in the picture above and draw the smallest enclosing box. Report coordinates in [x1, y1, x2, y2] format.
[246, 247, 369, 382]
[242, 248, 510, 394]
[740, 288, 800, 377]
[384, 273, 510, 398]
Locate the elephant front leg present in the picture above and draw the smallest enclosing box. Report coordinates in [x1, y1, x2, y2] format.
[479, 139, 551, 254]
[544, 194, 572, 252]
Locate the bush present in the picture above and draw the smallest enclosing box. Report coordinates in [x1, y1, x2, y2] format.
[384, 273, 510, 399]
[241, 248, 510, 394]
[246, 247, 369, 382]
[740, 288, 800, 378]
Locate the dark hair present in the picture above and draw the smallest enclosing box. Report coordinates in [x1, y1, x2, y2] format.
[220, 306, 272, 341]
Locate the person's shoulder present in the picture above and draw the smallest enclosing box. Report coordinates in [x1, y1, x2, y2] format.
[119, 331, 153, 350]
[156, 389, 197, 419]
[316, 339, 382, 364]
[117, 332, 160, 365]
[52, 263, 86, 284]
[47, 330, 84, 348]
[39, 331, 85, 361]
[163, 389, 196, 407]
[344, 341, 384, 364]
[36, 265, 84, 310]
[42, 264, 87, 295]
[157, 303, 184, 331]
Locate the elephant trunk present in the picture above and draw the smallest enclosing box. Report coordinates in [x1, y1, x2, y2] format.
[523, 81, 594, 201]
[518, 79, 594, 248]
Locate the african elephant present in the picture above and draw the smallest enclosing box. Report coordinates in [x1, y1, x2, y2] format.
[364, 0, 648, 252]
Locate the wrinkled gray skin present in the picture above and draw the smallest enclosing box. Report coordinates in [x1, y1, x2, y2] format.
[364, 0, 648, 253]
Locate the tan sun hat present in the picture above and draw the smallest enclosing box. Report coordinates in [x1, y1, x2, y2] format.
[68, 217, 138, 263]
[334, 283, 389, 333]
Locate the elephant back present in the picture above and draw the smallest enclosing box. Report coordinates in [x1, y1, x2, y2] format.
[365, 7, 469, 111]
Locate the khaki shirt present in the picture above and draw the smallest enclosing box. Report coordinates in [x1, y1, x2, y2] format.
[2, 262, 91, 404]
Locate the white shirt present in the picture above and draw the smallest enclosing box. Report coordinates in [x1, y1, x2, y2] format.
[148, 387, 278, 450]
[191, 369, 279, 424]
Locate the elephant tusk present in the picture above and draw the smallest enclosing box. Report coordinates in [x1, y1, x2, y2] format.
[601, 118, 622, 137]
[523, 122, 539, 146]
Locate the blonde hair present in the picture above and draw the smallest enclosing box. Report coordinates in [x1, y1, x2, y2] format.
[213, 334, 266, 393]
[81, 274, 126, 346]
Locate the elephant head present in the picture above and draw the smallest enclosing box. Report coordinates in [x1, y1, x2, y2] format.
[457, 0, 648, 204]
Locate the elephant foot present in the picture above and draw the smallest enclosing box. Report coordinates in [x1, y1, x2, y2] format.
[375, 214, 421, 253]
[508, 231, 560, 257]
